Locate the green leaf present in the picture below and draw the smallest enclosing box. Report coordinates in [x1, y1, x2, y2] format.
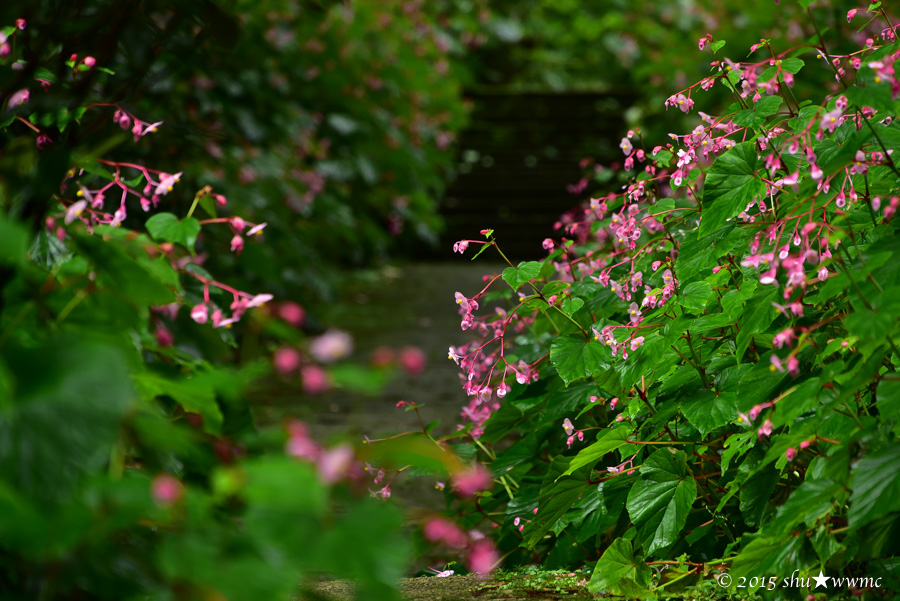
[615, 333, 673, 390]
[501, 260, 543, 291]
[780, 57, 805, 74]
[754, 95, 784, 116]
[710, 40, 726, 53]
[680, 281, 712, 315]
[74, 234, 176, 306]
[675, 224, 751, 282]
[736, 287, 778, 361]
[848, 444, 900, 530]
[523, 457, 591, 549]
[0, 212, 29, 266]
[134, 372, 224, 435]
[588, 537, 652, 595]
[561, 296, 585, 317]
[550, 334, 610, 386]
[0, 335, 133, 503]
[768, 479, 843, 535]
[577, 475, 634, 542]
[680, 390, 737, 436]
[242, 456, 326, 513]
[700, 142, 764, 237]
[562, 426, 631, 476]
[740, 467, 778, 527]
[145, 213, 202, 253]
[626, 448, 697, 555]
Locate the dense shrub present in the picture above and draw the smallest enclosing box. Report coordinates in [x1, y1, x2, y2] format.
[435, 3, 900, 596]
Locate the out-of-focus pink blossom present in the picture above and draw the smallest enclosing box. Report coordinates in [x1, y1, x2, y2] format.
[423, 516, 468, 548]
[317, 444, 355, 484]
[274, 346, 302, 375]
[151, 474, 184, 506]
[190, 304, 209, 324]
[399, 346, 426, 375]
[278, 301, 305, 326]
[8, 88, 29, 108]
[309, 330, 353, 363]
[452, 465, 492, 497]
[467, 539, 499, 574]
[154, 323, 174, 347]
[301, 365, 330, 395]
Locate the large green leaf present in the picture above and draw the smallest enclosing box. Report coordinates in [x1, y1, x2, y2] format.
[146, 212, 201, 253]
[134, 372, 224, 435]
[735, 287, 778, 361]
[848, 445, 900, 530]
[577, 475, 634, 542]
[549, 334, 609, 386]
[562, 426, 631, 476]
[680, 390, 737, 436]
[501, 260, 542, 291]
[0, 335, 133, 503]
[626, 448, 697, 555]
[588, 537, 652, 595]
[699, 142, 764, 237]
[522, 457, 591, 549]
[679, 281, 712, 315]
[75, 234, 176, 306]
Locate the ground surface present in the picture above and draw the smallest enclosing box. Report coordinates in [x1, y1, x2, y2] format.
[306, 572, 596, 601]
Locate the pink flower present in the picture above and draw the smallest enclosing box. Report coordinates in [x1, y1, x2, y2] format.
[246, 293, 273, 308]
[757, 418, 773, 439]
[399, 346, 426, 375]
[286, 423, 320, 461]
[153, 172, 182, 196]
[301, 365, 331, 395]
[453, 240, 469, 254]
[317, 444, 355, 484]
[785, 447, 797, 462]
[452, 465, 492, 497]
[274, 346, 302, 375]
[423, 517, 468, 548]
[787, 355, 799, 376]
[628, 302, 641, 324]
[609, 397, 619, 410]
[190, 304, 209, 324]
[246, 222, 267, 236]
[467, 539, 499, 574]
[151, 474, 184, 506]
[773, 328, 795, 349]
[230, 235, 244, 254]
[82, 56, 96, 68]
[154, 323, 174, 347]
[64, 200, 87, 225]
[8, 88, 29, 108]
[630, 336, 645, 351]
[309, 330, 353, 363]
[542, 238, 554, 250]
[562, 418, 574, 436]
[231, 216, 247, 232]
[821, 108, 842, 133]
[619, 137, 634, 156]
[34, 133, 53, 150]
[277, 301, 305, 326]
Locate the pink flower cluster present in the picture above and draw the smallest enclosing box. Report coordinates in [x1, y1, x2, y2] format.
[423, 516, 500, 574]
